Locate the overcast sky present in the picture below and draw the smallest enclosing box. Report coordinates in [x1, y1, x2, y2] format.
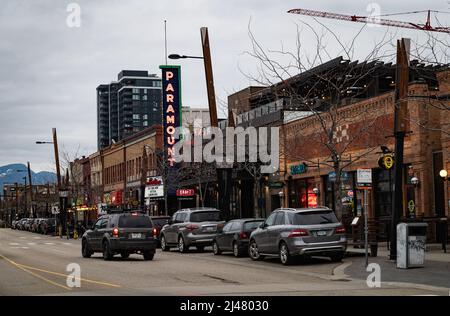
[0, 0, 448, 172]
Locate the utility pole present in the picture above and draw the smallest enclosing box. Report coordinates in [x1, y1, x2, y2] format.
[52, 127, 66, 236]
[390, 38, 410, 260]
[200, 26, 232, 220]
[27, 161, 33, 217]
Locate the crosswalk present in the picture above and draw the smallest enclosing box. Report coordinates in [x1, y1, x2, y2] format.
[5, 240, 78, 250]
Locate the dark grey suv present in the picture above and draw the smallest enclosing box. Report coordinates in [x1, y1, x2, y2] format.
[249, 208, 347, 265]
[81, 211, 157, 261]
[160, 208, 225, 253]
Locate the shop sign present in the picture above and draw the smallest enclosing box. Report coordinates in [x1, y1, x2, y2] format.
[160, 65, 182, 168]
[328, 171, 350, 182]
[145, 176, 164, 198]
[378, 153, 395, 170]
[176, 189, 195, 197]
[356, 169, 372, 188]
[111, 191, 123, 205]
[290, 163, 307, 175]
[268, 182, 284, 188]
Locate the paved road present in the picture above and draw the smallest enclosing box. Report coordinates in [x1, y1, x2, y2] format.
[0, 229, 448, 296]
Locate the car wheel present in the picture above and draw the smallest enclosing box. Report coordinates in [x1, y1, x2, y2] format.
[102, 241, 113, 261]
[120, 252, 130, 259]
[279, 242, 293, 265]
[212, 241, 221, 255]
[196, 246, 205, 252]
[178, 236, 188, 253]
[249, 240, 263, 261]
[81, 239, 92, 258]
[330, 253, 344, 262]
[143, 251, 154, 261]
[160, 235, 170, 252]
[233, 242, 243, 258]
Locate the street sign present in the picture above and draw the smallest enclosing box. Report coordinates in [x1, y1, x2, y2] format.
[356, 169, 372, 188]
[51, 205, 59, 214]
[328, 171, 350, 182]
[378, 154, 395, 170]
[59, 190, 69, 197]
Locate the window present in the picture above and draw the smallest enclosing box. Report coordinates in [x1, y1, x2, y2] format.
[119, 216, 152, 228]
[132, 94, 140, 100]
[291, 211, 339, 225]
[265, 212, 277, 226]
[143, 114, 148, 120]
[143, 121, 148, 127]
[99, 218, 108, 229]
[133, 114, 140, 120]
[190, 211, 221, 222]
[229, 222, 242, 232]
[243, 220, 264, 231]
[94, 219, 103, 229]
[274, 212, 285, 225]
[132, 88, 139, 94]
[143, 95, 148, 100]
[178, 213, 188, 222]
[222, 222, 233, 232]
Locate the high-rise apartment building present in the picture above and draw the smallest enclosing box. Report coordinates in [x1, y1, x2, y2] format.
[97, 70, 162, 149]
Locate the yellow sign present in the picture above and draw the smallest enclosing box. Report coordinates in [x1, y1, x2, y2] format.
[378, 154, 394, 170]
[408, 200, 415, 213]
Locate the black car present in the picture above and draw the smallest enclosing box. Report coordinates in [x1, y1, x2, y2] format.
[81, 211, 156, 261]
[212, 218, 265, 257]
[149, 216, 171, 246]
[41, 218, 56, 235]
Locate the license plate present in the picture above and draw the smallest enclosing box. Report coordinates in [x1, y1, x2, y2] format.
[204, 226, 215, 232]
[130, 233, 142, 239]
[316, 231, 327, 236]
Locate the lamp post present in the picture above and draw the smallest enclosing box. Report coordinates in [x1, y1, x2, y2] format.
[36, 128, 65, 236]
[439, 169, 448, 252]
[169, 27, 231, 220]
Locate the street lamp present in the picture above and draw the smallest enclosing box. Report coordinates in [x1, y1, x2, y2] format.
[168, 54, 203, 60]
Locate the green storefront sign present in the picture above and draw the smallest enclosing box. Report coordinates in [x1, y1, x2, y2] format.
[290, 163, 307, 175]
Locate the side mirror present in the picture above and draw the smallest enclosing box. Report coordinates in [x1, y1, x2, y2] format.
[260, 222, 267, 229]
[168, 219, 173, 225]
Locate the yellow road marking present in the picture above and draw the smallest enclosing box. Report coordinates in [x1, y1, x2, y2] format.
[16, 263, 121, 288]
[0, 254, 71, 291]
[0, 254, 121, 289]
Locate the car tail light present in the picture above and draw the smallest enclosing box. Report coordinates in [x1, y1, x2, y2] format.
[152, 228, 158, 236]
[288, 229, 309, 237]
[239, 232, 248, 239]
[131, 212, 138, 216]
[335, 226, 346, 234]
[112, 227, 119, 237]
[186, 224, 199, 231]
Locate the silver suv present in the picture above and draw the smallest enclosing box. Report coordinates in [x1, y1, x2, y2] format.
[160, 208, 225, 253]
[249, 208, 347, 265]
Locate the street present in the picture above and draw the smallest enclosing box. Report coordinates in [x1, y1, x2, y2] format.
[0, 228, 448, 296]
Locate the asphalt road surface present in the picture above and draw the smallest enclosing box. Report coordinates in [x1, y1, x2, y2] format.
[0, 229, 448, 296]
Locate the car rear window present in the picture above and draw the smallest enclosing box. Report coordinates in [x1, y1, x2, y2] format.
[291, 211, 339, 225]
[190, 211, 221, 222]
[119, 216, 152, 228]
[152, 218, 169, 228]
[243, 220, 265, 231]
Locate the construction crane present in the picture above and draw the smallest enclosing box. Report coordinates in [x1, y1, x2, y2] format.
[288, 8, 450, 33]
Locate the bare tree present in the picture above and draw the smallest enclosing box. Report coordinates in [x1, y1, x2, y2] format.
[240, 20, 423, 220]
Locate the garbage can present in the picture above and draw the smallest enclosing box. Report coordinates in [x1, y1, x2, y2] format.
[397, 222, 428, 269]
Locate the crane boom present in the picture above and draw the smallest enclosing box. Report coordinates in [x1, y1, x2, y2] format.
[288, 8, 450, 34]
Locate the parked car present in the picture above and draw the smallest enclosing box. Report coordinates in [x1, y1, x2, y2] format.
[149, 216, 171, 246]
[16, 218, 27, 230]
[40, 218, 56, 235]
[160, 207, 225, 253]
[24, 218, 33, 231]
[81, 211, 156, 261]
[248, 208, 347, 265]
[0, 219, 5, 228]
[11, 220, 18, 229]
[213, 218, 265, 257]
[31, 218, 43, 233]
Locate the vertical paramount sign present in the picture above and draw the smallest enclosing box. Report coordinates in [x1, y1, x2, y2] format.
[159, 65, 182, 167]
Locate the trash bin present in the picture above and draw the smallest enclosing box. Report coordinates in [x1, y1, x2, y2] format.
[397, 222, 428, 269]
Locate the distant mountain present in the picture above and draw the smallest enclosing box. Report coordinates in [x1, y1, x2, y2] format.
[0, 163, 57, 192]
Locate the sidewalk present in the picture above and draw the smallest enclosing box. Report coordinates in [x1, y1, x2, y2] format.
[344, 244, 450, 289]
